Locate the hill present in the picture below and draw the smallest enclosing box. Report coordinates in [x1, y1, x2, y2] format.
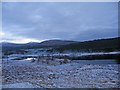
[39, 40, 77, 46]
[2, 37, 120, 52]
[2, 40, 78, 51]
[53, 37, 120, 52]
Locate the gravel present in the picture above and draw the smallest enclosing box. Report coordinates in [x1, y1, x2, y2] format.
[2, 58, 120, 88]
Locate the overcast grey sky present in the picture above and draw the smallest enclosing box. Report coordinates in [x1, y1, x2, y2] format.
[2, 2, 118, 43]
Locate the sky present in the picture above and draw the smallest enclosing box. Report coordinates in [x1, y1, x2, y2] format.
[1, 2, 118, 43]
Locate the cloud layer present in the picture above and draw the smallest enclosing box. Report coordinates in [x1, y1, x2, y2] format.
[2, 2, 118, 43]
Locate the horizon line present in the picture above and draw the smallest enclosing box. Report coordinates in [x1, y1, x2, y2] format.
[1, 36, 119, 44]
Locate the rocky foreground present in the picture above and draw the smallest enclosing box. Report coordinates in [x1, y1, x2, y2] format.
[2, 59, 120, 88]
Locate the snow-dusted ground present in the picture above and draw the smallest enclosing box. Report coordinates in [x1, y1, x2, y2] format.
[52, 51, 120, 57]
[2, 57, 120, 88]
[8, 51, 120, 58]
[2, 82, 40, 88]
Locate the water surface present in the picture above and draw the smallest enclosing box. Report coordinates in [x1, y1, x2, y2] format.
[72, 59, 118, 64]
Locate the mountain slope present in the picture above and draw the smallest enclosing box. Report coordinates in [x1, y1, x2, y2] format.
[39, 40, 77, 46]
[54, 37, 120, 52]
[2, 40, 78, 51]
[2, 37, 120, 52]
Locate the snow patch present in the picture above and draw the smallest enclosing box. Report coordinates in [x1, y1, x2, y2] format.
[2, 82, 39, 88]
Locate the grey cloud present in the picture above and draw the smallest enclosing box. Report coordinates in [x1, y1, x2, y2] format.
[2, 2, 118, 43]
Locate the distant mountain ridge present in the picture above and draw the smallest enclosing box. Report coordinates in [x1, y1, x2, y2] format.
[2, 40, 78, 51]
[2, 40, 77, 46]
[2, 37, 120, 52]
[39, 40, 77, 46]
